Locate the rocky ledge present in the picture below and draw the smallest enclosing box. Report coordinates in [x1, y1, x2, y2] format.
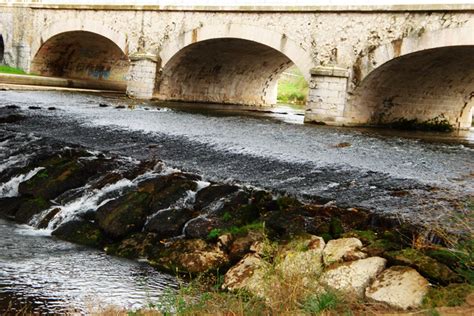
[0, 144, 472, 312]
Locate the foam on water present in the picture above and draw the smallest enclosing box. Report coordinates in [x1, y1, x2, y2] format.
[0, 167, 44, 198]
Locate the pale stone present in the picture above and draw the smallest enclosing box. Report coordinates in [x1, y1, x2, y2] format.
[276, 235, 326, 285]
[222, 253, 269, 299]
[320, 256, 387, 297]
[2, 4, 472, 127]
[323, 237, 366, 265]
[365, 266, 430, 310]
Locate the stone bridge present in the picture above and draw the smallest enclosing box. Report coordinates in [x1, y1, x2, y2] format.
[1, 3, 473, 129]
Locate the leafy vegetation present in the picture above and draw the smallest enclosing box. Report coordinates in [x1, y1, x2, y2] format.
[0, 65, 26, 75]
[277, 66, 308, 106]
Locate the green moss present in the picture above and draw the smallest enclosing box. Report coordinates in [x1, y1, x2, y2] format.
[276, 196, 302, 211]
[207, 228, 222, 240]
[386, 248, 459, 284]
[423, 284, 474, 308]
[329, 217, 344, 238]
[0, 65, 27, 75]
[222, 212, 232, 222]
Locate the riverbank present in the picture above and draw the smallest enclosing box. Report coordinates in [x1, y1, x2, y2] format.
[0, 91, 473, 314]
[0, 125, 472, 315]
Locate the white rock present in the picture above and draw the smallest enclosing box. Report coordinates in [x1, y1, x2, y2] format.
[323, 237, 366, 265]
[222, 253, 269, 298]
[365, 266, 430, 310]
[277, 235, 326, 284]
[320, 256, 387, 297]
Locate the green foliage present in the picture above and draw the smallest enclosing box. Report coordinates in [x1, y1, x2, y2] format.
[206, 228, 222, 240]
[36, 170, 49, 179]
[222, 211, 232, 222]
[0, 65, 26, 75]
[277, 66, 308, 106]
[302, 290, 342, 314]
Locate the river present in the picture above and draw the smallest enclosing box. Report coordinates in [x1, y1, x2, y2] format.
[0, 90, 473, 314]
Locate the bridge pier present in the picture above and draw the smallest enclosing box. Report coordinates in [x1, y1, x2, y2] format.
[304, 66, 350, 125]
[126, 53, 159, 99]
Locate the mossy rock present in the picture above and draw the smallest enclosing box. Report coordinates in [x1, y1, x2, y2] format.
[426, 247, 473, 284]
[194, 184, 240, 210]
[151, 238, 229, 274]
[423, 283, 474, 308]
[343, 230, 400, 256]
[52, 220, 105, 248]
[386, 248, 460, 284]
[139, 173, 198, 211]
[15, 197, 51, 224]
[0, 197, 28, 220]
[105, 232, 161, 259]
[96, 190, 151, 239]
[19, 156, 110, 200]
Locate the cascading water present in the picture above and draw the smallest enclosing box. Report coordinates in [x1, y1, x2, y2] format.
[0, 167, 44, 197]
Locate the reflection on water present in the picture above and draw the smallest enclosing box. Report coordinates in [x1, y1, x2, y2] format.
[0, 219, 178, 314]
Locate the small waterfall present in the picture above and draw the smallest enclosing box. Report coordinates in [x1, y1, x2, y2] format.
[30, 178, 136, 230]
[0, 167, 44, 198]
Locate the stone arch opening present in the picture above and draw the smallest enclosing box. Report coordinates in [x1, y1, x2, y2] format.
[155, 38, 307, 106]
[0, 34, 4, 64]
[31, 31, 129, 83]
[348, 46, 474, 130]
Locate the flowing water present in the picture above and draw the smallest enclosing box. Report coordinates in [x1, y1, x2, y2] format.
[0, 90, 473, 314]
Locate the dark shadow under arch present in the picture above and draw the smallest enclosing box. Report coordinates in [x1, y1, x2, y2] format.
[0, 35, 4, 64]
[155, 38, 306, 106]
[31, 31, 129, 82]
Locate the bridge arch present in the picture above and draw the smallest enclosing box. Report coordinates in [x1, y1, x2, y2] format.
[156, 24, 314, 106]
[30, 20, 129, 82]
[347, 26, 474, 130]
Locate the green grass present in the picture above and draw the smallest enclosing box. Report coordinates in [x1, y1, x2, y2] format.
[0, 65, 26, 75]
[277, 66, 308, 106]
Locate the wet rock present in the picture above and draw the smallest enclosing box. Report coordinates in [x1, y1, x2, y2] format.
[28, 106, 42, 110]
[115, 105, 126, 109]
[37, 207, 61, 229]
[365, 266, 429, 310]
[229, 230, 265, 262]
[47, 107, 56, 111]
[263, 210, 307, 236]
[15, 197, 51, 224]
[19, 155, 111, 200]
[145, 208, 198, 239]
[276, 235, 326, 284]
[222, 253, 270, 298]
[194, 184, 239, 210]
[0, 197, 27, 219]
[385, 248, 459, 284]
[5, 104, 19, 109]
[0, 114, 26, 124]
[99, 103, 109, 107]
[183, 216, 217, 239]
[106, 232, 160, 259]
[152, 239, 229, 274]
[139, 173, 198, 211]
[96, 190, 151, 239]
[323, 237, 366, 265]
[52, 220, 104, 248]
[320, 257, 386, 297]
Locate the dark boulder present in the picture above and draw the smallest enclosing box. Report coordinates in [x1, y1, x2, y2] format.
[145, 208, 198, 239]
[0, 197, 28, 219]
[194, 184, 239, 210]
[106, 232, 161, 259]
[52, 220, 105, 248]
[14, 197, 51, 224]
[19, 155, 111, 200]
[184, 216, 217, 239]
[96, 190, 151, 239]
[139, 173, 198, 211]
